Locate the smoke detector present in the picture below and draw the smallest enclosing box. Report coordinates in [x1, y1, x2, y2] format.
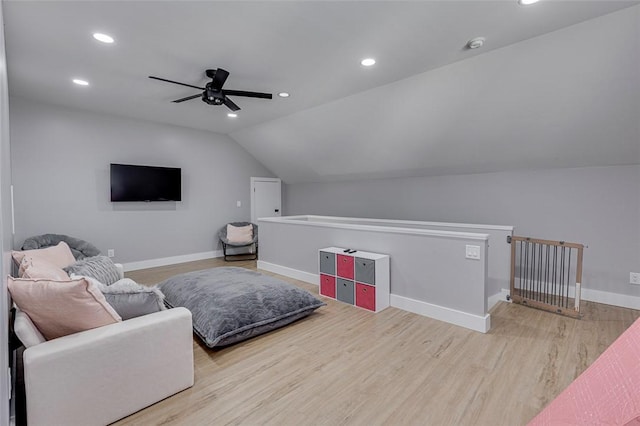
[466, 37, 485, 49]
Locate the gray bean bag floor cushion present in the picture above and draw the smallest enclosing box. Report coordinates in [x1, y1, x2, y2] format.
[21, 234, 101, 260]
[159, 267, 325, 348]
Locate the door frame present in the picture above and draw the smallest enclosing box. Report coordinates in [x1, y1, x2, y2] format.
[250, 177, 282, 223]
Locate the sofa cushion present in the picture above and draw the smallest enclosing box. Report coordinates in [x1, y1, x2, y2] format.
[12, 241, 76, 275]
[226, 224, 253, 244]
[75, 275, 167, 320]
[64, 255, 121, 286]
[13, 306, 46, 348]
[8, 277, 122, 340]
[20, 258, 70, 281]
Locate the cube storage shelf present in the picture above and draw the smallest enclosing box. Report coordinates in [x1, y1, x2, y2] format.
[318, 247, 390, 312]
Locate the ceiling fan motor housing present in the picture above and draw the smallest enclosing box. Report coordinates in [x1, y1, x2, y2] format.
[203, 84, 225, 105]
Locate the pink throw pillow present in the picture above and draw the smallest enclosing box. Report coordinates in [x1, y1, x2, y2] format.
[8, 277, 122, 340]
[21, 258, 70, 281]
[227, 224, 253, 244]
[12, 241, 76, 273]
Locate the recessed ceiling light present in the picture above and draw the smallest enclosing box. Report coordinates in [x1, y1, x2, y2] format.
[278, 92, 290, 98]
[466, 37, 485, 49]
[360, 58, 376, 67]
[93, 33, 115, 44]
[72, 79, 89, 86]
[518, 0, 540, 5]
[227, 113, 238, 118]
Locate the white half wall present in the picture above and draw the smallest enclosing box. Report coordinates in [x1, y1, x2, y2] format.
[258, 216, 491, 331]
[9, 98, 274, 263]
[284, 166, 640, 302]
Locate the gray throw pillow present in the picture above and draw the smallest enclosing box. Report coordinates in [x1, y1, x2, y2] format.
[64, 255, 121, 285]
[101, 279, 166, 320]
[73, 275, 166, 320]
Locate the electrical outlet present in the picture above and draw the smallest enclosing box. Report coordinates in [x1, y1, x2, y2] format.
[107, 249, 115, 258]
[631, 272, 640, 285]
[465, 245, 481, 260]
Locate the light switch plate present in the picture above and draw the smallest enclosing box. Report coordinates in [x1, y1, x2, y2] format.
[465, 245, 481, 260]
[236, 201, 242, 207]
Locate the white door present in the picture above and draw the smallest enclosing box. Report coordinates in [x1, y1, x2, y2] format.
[251, 177, 282, 223]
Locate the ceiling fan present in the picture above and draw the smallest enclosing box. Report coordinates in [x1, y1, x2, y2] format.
[148, 68, 272, 112]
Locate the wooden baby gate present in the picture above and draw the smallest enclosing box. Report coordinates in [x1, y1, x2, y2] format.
[509, 236, 584, 319]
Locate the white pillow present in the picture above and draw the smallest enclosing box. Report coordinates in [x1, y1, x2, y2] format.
[227, 224, 253, 244]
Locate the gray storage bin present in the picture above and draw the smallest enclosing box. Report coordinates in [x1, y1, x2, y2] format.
[355, 257, 375, 285]
[319, 251, 336, 275]
[336, 278, 355, 305]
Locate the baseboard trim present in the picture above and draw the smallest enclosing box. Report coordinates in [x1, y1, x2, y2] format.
[123, 250, 223, 272]
[257, 261, 319, 285]
[258, 261, 490, 332]
[579, 288, 640, 310]
[498, 287, 640, 311]
[488, 289, 511, 310]
[390, 294, 491, 333]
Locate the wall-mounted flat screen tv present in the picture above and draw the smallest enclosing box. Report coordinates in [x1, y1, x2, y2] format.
[110, 163, 181, 202]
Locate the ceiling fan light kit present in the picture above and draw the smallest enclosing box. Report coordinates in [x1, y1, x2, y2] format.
[149, 68, 272, 112]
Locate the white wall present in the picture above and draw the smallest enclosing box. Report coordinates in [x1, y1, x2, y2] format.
[284, 165, 640, 299]
[0, 2, 12, 424]
[9, 98, 274, 264]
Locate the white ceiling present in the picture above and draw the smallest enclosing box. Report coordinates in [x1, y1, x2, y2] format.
[4, 1, 640, 183]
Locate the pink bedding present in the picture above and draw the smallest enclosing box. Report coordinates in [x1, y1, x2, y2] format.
[529, 317, 640, 425]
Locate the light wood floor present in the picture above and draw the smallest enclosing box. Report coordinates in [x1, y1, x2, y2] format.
[117, 258, 640, 426]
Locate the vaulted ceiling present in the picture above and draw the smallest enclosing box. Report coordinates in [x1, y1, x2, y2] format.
[4, 1, 640, 183]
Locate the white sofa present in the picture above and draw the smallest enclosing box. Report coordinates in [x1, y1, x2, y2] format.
[15, 305, 194, 426]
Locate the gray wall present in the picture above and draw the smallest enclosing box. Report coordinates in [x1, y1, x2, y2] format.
[0, 3, 12, 422]
[10, 97, 274, 263]
[284, 165, 640, 297]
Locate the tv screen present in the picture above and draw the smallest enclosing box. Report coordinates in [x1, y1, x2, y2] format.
[110, 163, 181, 202]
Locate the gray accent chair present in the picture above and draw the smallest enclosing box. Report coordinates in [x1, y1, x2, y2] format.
[21, 234, 101, 260]
[218, 222, 258, 261]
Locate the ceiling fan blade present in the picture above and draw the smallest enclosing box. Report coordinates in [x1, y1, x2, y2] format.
[223, 90, 272, 99]
[149, 76, 204, 90]
[172, 93, 202, 103]
[211, 68, 229, 90]
[223, 97, 241, 112]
